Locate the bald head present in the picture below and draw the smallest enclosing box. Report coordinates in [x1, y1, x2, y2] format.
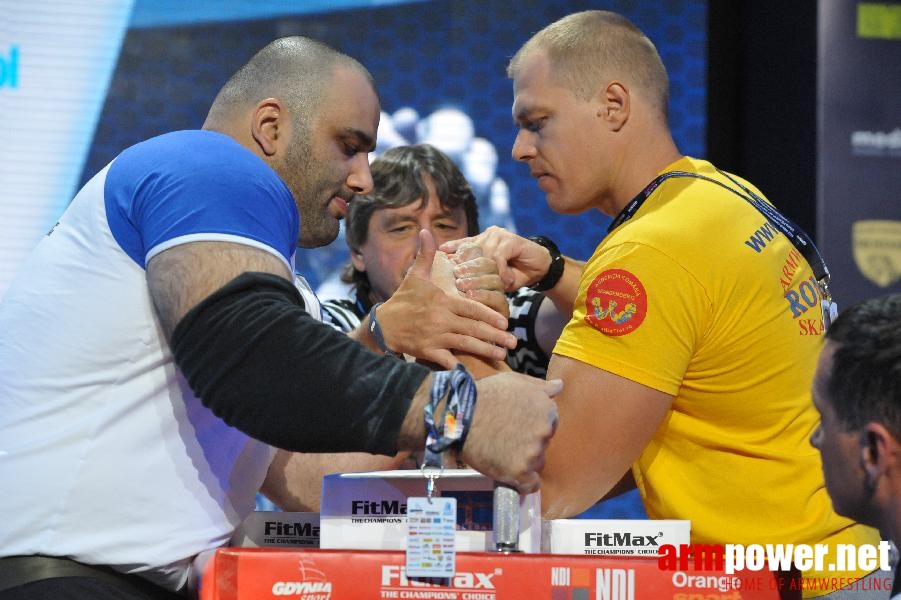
[508, 10, 669, 120]
[203, 36, 376, 133]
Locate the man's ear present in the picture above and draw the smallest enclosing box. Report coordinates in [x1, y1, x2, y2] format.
[350, 247, 366, 272]
[598, 81, 630, 132]
[251, 98, 285, 157]
[861, 423, 894, 489]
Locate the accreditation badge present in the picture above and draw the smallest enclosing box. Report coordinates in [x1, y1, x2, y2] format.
[405, 495, 457, 578]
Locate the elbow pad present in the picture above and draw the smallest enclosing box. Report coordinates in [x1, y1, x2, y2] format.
[170, 272, 430, 455]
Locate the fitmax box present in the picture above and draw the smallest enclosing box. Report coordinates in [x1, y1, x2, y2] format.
[542, 519, 690, 556]
[320, 469, 541, 552]
[231, 511, 320, 548]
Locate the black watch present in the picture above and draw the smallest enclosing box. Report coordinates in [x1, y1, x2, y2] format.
[527, 236, 565, 292]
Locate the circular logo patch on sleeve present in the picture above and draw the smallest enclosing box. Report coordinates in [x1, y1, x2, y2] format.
[584, 268, 648, 336]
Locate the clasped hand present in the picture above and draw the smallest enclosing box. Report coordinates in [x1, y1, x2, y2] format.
[375, 230, 514, 369]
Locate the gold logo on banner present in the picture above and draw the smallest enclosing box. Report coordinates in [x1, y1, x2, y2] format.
[852, 220, 901, 287]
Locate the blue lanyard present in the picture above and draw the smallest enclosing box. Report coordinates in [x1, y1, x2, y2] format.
[607, 169, 832, 287]
[423, 364, 477, 468]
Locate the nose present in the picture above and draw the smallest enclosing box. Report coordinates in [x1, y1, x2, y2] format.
[511, 130, 536, 163]
[347, 153, 374, 195]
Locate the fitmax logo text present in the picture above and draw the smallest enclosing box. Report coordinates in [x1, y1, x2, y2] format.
[585, 532, 662, 547]
[351, 500, 406, 515]
[264, 521, 319, 537]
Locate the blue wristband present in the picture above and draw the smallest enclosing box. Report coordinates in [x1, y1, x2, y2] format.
[368, 302, 403, 359]
[423, 364, 477, 467]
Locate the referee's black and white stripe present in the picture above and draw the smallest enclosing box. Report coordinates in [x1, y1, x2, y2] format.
[506, 287, 550, 378]
[320, 297, 363, 333]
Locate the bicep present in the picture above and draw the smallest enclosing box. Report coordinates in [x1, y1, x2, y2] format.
[146, 241, 291, 339]
[540, 354, 672, 519]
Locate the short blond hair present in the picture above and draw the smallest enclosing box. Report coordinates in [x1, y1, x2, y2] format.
[508, 10, 669, 118]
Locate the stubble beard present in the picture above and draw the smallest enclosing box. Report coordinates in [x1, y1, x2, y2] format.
[284, 136, 340, 249]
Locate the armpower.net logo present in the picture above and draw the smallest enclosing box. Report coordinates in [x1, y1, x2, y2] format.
[657, 542, 894, 595]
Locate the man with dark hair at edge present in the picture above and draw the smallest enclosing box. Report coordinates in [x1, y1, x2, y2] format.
[263, 143, 570, 506]
[810, 293, 901, 598]
[442, 10, 882, 598]
[0, 37, 560, 600]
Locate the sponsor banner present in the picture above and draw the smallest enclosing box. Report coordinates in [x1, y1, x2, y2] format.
[231, 512, 320, 549]
[542, 519, 690, 557]
[320, 469, 540, 553]
[0, 1, 133, 297]
[818, 1, 901, 306]
[199, 548, 781, 600]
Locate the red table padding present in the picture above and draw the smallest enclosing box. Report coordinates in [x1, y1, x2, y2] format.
[200, 547, 782, 599]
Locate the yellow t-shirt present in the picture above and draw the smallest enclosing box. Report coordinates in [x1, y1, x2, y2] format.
[554, 157, 879, 596]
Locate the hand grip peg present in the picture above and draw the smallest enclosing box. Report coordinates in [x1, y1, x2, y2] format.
[492, 483, 521, 552]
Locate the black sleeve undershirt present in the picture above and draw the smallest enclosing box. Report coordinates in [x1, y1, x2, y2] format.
[170, 271, 430, 455]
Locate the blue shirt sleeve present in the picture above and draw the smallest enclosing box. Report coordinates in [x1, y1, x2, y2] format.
[104, 130, 299, 268]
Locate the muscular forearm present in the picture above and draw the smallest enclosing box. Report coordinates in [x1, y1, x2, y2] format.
[527, 256, 583, 357]
[538, 355, 671, 518]
[455, 353, 511, 379]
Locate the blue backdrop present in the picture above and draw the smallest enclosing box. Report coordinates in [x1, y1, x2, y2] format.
[80, 0, 706, 290]
[79, 0, 708, 519]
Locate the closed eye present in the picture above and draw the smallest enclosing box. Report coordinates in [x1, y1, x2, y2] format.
[523, 117, 547, 133]
[435, 221, 463, 231]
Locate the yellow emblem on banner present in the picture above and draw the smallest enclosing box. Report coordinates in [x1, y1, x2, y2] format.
[852, 220, 901, 287]
[858, 3, 901, 39]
